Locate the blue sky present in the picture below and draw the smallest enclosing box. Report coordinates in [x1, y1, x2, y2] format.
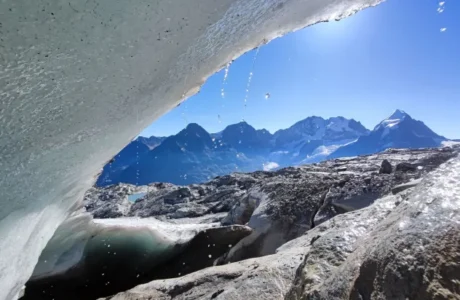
[140, 0, 460, 139]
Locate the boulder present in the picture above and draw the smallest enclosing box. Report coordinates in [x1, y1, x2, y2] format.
[379, 159, 392, 174]
[395, 162, 418, 172]
[288, 157, 460, 300]
[391, 178, 422, 194]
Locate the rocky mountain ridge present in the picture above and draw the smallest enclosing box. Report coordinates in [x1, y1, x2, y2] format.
[97, 110, 454, 187]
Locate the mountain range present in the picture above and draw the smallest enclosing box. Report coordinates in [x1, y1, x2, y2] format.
[96, 110, 453, 186]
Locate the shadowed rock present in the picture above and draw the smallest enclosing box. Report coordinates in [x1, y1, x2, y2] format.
[379, 159, 393, 174]
[22, 225, 251, 300]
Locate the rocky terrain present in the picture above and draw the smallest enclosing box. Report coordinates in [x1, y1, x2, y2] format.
[24, 146, 460, 300]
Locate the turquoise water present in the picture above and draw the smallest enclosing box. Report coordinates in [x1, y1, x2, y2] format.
[128, 193, 146, 202]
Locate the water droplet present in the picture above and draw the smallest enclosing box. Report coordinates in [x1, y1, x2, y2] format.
[228, 244, 232, 248]
[221, 62, 231, 99]
[265, 93, 270, 99]
[242, 48, 260, 120]
[440, 27, 447, 32]
[208, 254, 212, 258]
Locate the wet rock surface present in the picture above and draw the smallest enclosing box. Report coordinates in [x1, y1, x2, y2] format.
[27, 146, 460, 300]
[102, 149, 460, 300]
[288, 156, 460, 300]
[23, 225, 252, 300]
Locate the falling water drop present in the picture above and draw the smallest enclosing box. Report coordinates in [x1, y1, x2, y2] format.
[265, 93, 270, 100]
[221, 62, 232, 99]
[440, 27, 447, 32]
[242, 48, 260, 119]
[218, 114, 222, 123]
[181, 112, 188, 127]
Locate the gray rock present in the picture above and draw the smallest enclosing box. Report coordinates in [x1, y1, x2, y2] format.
[391, 178, 422, 194]
[84, 147, 458, 262]
[95, 148, 459, 300]
[395, 162, 417, 172]
[84, 184, 150, 219]
[68, 147, 459, 300]
[290, 156, 460, 300]
[379, 159, 392, 174]
[101, 232, 308, 300]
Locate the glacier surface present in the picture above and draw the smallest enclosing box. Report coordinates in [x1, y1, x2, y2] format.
[0, 0, 383, 299]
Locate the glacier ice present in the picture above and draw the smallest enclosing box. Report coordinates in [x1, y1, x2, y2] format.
[0, 0, 383, 298]
[30, 213, 218, 281]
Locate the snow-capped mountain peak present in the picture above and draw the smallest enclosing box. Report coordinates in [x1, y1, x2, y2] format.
[388, 109, 409, 120]
[330, 110, 446, 159]
[326, 117, 349, 132]
[375, 109, 411, 131]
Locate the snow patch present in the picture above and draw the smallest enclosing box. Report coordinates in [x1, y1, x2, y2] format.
[442, 140, 460, 147]
[327, 117, 351, 132]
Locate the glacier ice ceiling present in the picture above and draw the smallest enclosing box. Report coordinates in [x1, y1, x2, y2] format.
[0, 0, 384, 299]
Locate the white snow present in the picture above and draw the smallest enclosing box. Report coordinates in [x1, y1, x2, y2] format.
[0, 0, 383, 298]
[442, 140, 460, 147]
[375, 109, 407, 136]
[382, 119, 401, 128]
[327, 117, 353, 132]
[301, 139, 357, 163]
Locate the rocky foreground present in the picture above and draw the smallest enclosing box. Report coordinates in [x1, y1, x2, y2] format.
[25, 146, 460, 300]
